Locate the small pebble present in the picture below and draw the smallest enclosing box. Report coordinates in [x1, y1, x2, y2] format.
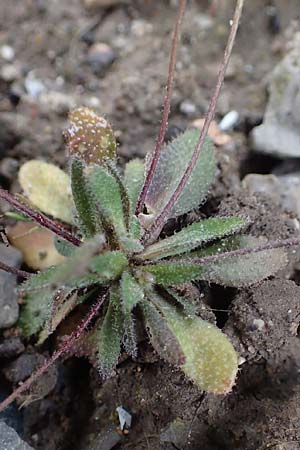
[0, 45, 15, 62]
[24, 74, 45, 98]
[179, 100, 197, 117]
[87, 43, 116, 75]
[219, 110, 239, 131]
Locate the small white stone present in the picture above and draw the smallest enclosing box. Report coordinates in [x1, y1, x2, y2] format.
[219, 110, 239, 131]
[0, 45, 15, 61]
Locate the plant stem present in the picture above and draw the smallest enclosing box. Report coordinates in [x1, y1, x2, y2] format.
[0, 188, 81, 247]
[136, 0, 187, 215]
[0, 260, 30, 279]
[142, 236, 300, 267]
[143, 0, 244, 244]
[0, 291, 107, 413]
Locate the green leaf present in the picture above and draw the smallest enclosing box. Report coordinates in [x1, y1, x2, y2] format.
[37, 290, 78, 344]
[120, 271, 144, 357]
[147, 291, 238, 394]
[89, 251, 128, 282]
[54, 236, 76, 257]
[88, 165, 127, 239]
[165, 288, 197, 316]
[97, 285, 123, 376]
[124, 159, 145, 215]
[141, 298, 185, 366]
[19, 291, 51, 337]
[140, 217, 246, 260]
[18, 160, 74, 224]
[19, 266, 59, 292]
[65, 107, 117, 165]
[70, 159, 100, 237]
[140, 261, 204, 285]
[144, 129, 216, 220]
[194, 235, 288, 287]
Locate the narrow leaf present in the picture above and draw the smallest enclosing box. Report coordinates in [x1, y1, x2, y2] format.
[19, 160, 74, 224]
[144, 130, 216, 220]
[120, 271, 144, 357]
[88, 165, 127, 239]
[140, 261, 204, 285]
[124, 159, 145, 215]
[65, 107, 117, 165]
[97, 285, 123, 376]
[70, 159, 100, 237]
[140, 217, 246, 260]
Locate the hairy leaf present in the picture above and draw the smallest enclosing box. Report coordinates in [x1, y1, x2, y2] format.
[65, 107, 117, 165]
[124, 159, 145, 215]
[88, 165, 127, 239]
[148, 291, 238, 394]
[141, 299, 185, 366]
[144, 129, 216, 220]
[140, 261, 204, 285]
[19, 290, 55, 337]
[165, 288, 197, 316]
[70, 159, 100, 237]
[97, 285, 123, 376]
[140, 217, 246, 260]
[89, 251, 128, 282]
[19, 160, 74, 224]
[120, 271, 144, 356]
[194, 235, 288, 287]
[54, 236, 76, 257]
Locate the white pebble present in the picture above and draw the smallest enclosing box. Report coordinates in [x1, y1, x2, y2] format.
[219, 110, 239, 131]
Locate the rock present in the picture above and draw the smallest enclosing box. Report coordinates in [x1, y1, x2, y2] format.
[87, 426, 123, 450]
[24, 74, 45, 99]
[0, 245, 22, 330]
[0, 157, 19, 183]
[0, 338, 25, 359]
[0, 64, 20, 83]
[38, 91, 76, 115]
[242, 173, 300, 218]
[0, 45, 15, 62]
[160, 417, 189, 448]
[0, 422, 35, 450]
[87, 43, 116, 76]
[179, 100, 197, 117]
[0, 114, 21, 155]
[250, 33, 300, 158]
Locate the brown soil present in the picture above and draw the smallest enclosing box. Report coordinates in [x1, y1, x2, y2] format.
[1, 1, 300, 450]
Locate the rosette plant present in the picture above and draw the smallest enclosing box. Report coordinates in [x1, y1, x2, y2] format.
[0, 0, 296, 412]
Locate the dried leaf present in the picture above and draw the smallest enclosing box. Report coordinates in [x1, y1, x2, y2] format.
[19, 160, 74, 224]
[7, 222, 66, 270]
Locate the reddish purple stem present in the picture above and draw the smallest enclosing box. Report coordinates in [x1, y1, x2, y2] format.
[0, 187, 81, 247]
[136, 0, 187, 215]
[143, 0, 244, 244]
[0, 260, 30, 279]
[0, 291, 107, 413]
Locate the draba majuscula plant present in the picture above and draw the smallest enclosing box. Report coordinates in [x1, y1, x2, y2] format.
[0, 0, 295, 412]
[6, 107, 287, 396]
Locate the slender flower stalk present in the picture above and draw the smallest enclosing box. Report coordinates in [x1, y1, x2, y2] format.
[0, 260, 30, 279]
[0, 291, 107, 413]
[136, 0, 187, 215]
[143, 0, 244, 244]
[0, 188, 81, 247]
